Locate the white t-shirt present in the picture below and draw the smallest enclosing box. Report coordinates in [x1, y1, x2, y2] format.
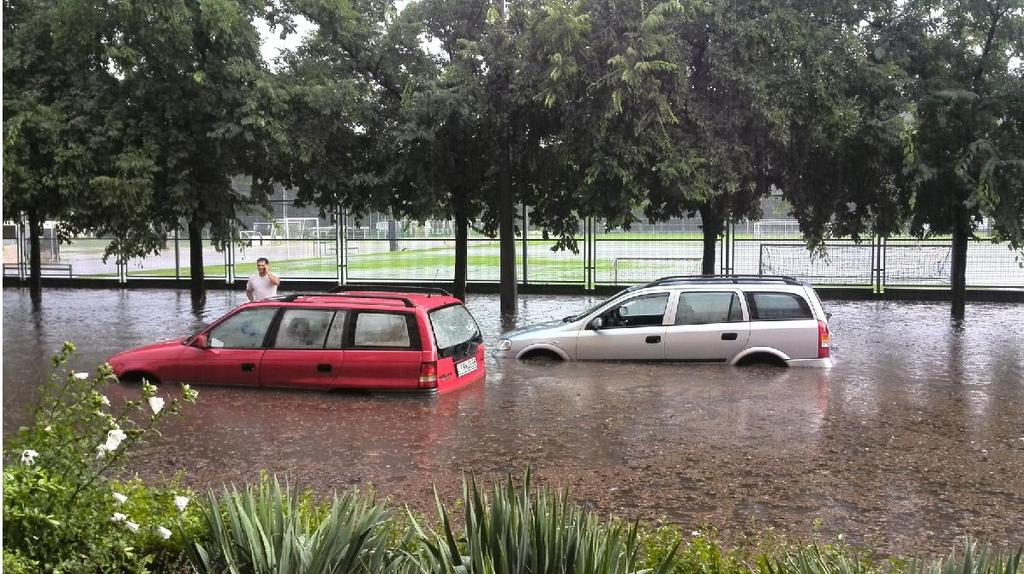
[246, 273, 278, 301]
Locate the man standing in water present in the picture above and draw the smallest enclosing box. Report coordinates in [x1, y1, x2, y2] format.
[246, 257, 280, 301]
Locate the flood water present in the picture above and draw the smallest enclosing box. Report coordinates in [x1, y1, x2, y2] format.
[3, 287, 1023, 556]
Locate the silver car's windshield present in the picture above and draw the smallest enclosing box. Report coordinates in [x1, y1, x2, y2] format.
[564, 288, 630, 322]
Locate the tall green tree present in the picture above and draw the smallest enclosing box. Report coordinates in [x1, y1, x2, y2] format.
[519, 0, 698, 249]
[272, 0, 425, 217]
[3, 0, 135, 301]
[784, 0, 1023, 317]
[104, 0, 286, 302]
[901, 0, 1024, 317]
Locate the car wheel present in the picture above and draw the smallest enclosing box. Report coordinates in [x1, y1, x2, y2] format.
[119, 371, 161, 385]
[736, 353, 787, 367]
[519, 349, 564, 362]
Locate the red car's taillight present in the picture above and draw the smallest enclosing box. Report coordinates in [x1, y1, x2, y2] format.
[419, 361, 438, 388]
[817, 320, 831, 358]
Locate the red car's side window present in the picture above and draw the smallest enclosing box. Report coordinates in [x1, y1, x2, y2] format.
[273, 309, 338, 349]
[351, 312, 418, 349]
[208, 308, 278, 349]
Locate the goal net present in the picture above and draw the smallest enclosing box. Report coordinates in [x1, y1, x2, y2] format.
[251, 217, 321, 239]
[883, 243, 952, 286]
[610, 257, 704, 284]
[759, 243, 952, 285]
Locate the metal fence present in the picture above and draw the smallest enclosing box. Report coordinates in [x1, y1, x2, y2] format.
[4, 197, 1022, 290]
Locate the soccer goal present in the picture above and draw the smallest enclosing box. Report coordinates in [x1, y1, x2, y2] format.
[758, 244, 874, 285]
[611, 257, 703, 284]
[881, 243, 952, 286]
[251, 217, 321, 239]
[758, 242, 953, 286]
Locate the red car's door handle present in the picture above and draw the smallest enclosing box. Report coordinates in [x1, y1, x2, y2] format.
[317, 363, 332, 373]
[241, 363, 256, 372]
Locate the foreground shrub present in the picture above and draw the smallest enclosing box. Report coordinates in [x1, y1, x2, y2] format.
[758, 538, 1020, 574]
[188, 475, 411, 573]
[907, 540, 1021, 574]
[407, 469, 677, 574]
[2, 342, 198, 573]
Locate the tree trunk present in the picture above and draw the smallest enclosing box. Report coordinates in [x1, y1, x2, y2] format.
[453, 200, 468, 302]
[495, 9, 517, 317]
[187, 220, 206, 304]
[698, 205, 724, 276]
[28, 209, 42, 304]
[498, 142, 517, 316]
[950, 212, 969, 319]
[388, 218, 399, 252]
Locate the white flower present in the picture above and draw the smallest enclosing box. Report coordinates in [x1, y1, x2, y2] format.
[174, 496, 189, 512]
[113, 492, 128, 504]
[147, 396, 165, 415]
[156, 526, 172, 540]
[691, 530, 701, 537]
[74, 372, 89, 380]
[44, 425, 52, 432]
[125, 521, 140, 533]
[96, 445, 109, 458]
[111, 513, 127, 522]
[20, 449, 39, 465]
[100, 395, 110, 407]
[104, 428, 127, 452]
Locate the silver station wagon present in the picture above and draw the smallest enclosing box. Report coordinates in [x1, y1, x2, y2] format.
[495, 275, 833, 367]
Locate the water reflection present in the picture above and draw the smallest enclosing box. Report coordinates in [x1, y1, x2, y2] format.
[3, 287, 1023, 555]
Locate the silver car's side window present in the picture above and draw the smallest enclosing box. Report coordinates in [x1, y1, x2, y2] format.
[603, 293, 669, 328]
[747, 292, 813, 320]
[675, 292, 744, 325]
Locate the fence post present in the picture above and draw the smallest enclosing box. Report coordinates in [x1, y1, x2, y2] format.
[875, 235, 886, 293]
[16, 220, 26, 280]
[174, 229, 180, 280]
[337, 208, 347, 286]
[521, 204, 528, 286]
[585, 217, 595, 290]
[720, 221, 734, 275]
[224, 240, 233, 285]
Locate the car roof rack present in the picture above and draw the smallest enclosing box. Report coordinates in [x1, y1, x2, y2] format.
[327, 285, 452, 297]
[273, 292, 415, 308]
[643, 274, 802, 287]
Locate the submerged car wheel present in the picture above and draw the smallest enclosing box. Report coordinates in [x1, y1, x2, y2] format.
[519, 349, 564, 361]
[119, 371, 161, 384]
[735, 353, 787, 367]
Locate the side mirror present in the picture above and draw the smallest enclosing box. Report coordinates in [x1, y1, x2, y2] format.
[588, 317, 604, 330]
[192, 333, 209, 348]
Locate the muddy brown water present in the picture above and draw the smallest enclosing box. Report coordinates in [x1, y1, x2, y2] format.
[3, 287, 1023, 556]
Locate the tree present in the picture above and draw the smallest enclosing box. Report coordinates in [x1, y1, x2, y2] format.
[783, 0, 1024, 317]
[103, 0, 286, 302]
[902, 0, 1024, 317]
[3, 0, 133, 301]
[271, 0, 433, 287]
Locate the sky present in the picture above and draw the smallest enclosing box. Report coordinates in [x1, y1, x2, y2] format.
[255, 16, 314, 66]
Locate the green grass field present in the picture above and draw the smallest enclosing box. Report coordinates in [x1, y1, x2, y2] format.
[119, 247, 690, 281]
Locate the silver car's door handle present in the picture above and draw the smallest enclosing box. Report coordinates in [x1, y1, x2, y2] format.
[645, 336, 661, 344]
[721, 333, 738, 341]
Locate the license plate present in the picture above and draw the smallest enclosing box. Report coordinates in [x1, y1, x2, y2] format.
[456, 357, 478, 377]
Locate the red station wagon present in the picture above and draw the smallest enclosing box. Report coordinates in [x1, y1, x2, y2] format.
[107, 288, 486, 394]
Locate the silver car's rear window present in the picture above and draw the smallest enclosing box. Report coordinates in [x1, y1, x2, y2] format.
[747, 292, 813, 320]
